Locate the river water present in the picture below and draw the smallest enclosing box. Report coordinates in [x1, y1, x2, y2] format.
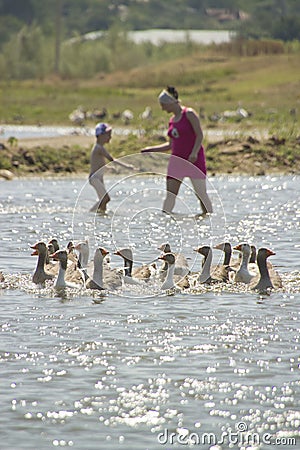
[1, 170, 300, 450]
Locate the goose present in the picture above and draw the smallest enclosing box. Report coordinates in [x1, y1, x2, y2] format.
[193, 246, 222, 284]
[50, 250, 85, 289]
[86, 247, 107, 290]
[213, 242, 236, 281]
[251, 248, 282, 293]
[213, 242, 232, 266]
[114, 248, 152, 284]
[0, 271, 5, 283]
[249, 245, 257, 264]
[45, 242, 55, 265]
[158, 243, 190, 278]
[74, 240, 90, 269]
[233, 243, 257, 284]
[86, 247, 122, 291]
[48, 238, 59, 252]
[66, 241, 80, 265]
[158, 253, 178, 291]
[31, 241, 55, 285]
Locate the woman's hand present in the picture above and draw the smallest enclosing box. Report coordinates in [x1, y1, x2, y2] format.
[188, 152, 198, 163]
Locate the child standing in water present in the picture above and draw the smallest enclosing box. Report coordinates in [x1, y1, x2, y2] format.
[89, 122, 134, 213]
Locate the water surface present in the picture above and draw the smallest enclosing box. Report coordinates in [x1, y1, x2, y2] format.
[0, 174, 299, 450]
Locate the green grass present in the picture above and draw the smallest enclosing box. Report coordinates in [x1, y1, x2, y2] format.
[0, 51, 299, 135]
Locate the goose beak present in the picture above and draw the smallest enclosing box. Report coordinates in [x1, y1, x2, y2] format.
[233, 244, 242, 251]
[30, 243, 38, 256]
[49, 251, 59, 260]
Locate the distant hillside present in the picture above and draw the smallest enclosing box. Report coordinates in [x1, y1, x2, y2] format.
[0, 0, 300, 49]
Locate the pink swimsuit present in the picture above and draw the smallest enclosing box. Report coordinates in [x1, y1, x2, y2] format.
[167, 107, 207, 179]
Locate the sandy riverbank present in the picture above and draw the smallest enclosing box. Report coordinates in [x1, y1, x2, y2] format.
[1, 133, 300, 179]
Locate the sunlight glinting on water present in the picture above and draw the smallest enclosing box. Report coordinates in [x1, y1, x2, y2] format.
[1, 174, 300, 449]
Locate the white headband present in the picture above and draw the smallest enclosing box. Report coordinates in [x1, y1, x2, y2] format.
[158, 90, 178, 104]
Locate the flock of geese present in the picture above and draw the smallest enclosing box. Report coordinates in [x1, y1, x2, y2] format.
[27, 238, 283, 295]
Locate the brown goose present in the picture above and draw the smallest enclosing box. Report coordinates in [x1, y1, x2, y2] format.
[158, 243, 190, 277]
[213, 242, 236, 281]
[158, 253, 177, 290]
[193, 245, 224, 284]
[48, 238, 59, 252]
[31, 241, 55, 285]
[114, 248, 153, 284]
[250, 248, 282, 293]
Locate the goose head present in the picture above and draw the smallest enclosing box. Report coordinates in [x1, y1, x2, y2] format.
[213, 242, 231, 253]
[67, 241, 75, 253]
[158, 243, 171, 253]
[114, 248, 134, 277]
[234, 243, 251, 257]
[31, 241, 48, 257]
[114, 248, 133, 262]
[74, 240, 89, 268]
[213, 242, 232, 265]
[94, 247, 109, 261]
[158, 252, 175, 266]
[48, 238, 59, 252]
[257, 247, 275, 260]
[50, 249, 68, 270]
[194, 245, 212, 258]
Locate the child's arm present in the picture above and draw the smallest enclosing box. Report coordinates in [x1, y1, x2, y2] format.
[102, 146, 135, 170]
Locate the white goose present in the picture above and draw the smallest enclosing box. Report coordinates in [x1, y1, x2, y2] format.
[74, 240, 90, 269]
[50, 250, 85, 289]
[251, 248, 282, 293]
[233, 243, 257, 284]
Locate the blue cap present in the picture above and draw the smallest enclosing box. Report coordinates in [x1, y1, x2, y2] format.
[95, 122, 112, 136]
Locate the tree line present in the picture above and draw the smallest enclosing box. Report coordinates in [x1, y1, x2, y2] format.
[0, 0, 299, 80]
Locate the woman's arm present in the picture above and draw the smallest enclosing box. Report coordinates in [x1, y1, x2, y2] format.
[141, 140, 171, 153]
[186, 109, 204, 163]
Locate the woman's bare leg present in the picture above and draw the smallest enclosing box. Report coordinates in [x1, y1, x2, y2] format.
[190, 178, 213, 214]
[162, 177, 182, 213]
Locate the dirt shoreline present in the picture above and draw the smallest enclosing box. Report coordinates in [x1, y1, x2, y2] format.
[1, 134, 300, 179]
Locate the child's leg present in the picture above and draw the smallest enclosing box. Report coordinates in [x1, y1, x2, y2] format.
[89, 174, 110, 212]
